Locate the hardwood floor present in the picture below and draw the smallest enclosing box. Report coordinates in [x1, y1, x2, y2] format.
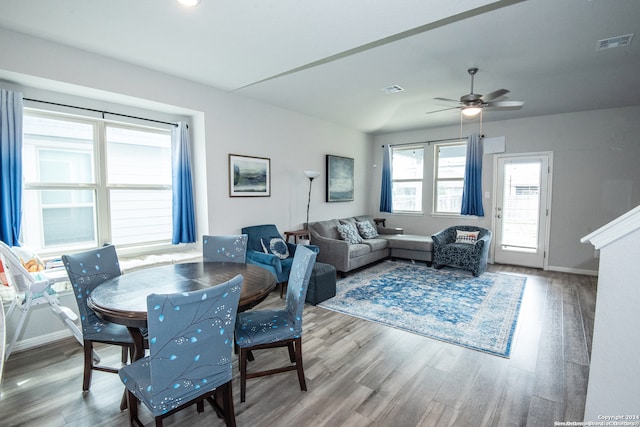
[0, 264, 596, 426]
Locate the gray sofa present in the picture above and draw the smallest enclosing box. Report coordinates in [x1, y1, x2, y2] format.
[308, 215, 432, 277]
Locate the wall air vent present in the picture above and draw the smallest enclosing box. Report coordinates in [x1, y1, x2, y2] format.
[596, 33, 634, 50]
[381, 85, 404, 94]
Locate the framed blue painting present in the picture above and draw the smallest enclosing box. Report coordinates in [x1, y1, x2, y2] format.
[229, 154, 271, 197]
[326, 155, 354, 202]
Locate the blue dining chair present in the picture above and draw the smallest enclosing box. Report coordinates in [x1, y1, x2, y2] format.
[119, 275, 242, 427]
[235, 245, 317, 402]
[62, 245, 140, 391]
[202, 234, 248, 263]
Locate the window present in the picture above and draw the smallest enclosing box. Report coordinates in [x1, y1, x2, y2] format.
[21, 110, 173, 255]
[434, 142, 466, 214]
[391, 146, 424, 212]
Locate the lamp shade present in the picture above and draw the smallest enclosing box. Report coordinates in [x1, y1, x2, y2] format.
[304, 170, 320, 179]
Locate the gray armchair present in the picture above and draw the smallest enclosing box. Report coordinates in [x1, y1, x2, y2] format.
[431, 226, 492, 276]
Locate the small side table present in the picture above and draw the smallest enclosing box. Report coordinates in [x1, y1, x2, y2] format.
[373, 218, 386, 228]
[284, 229, 310, 244]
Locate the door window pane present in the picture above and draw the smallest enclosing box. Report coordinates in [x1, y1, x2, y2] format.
[501, 162, 541, 250]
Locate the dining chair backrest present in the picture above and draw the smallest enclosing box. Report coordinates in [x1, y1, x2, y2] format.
[144, 274, 243, 415]
[62, 245, 122, 338]
[202, 234, 248, 263]
[284, 245, 317, 336]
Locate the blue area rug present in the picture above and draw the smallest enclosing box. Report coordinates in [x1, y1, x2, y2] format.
[318, 261, 526, 357]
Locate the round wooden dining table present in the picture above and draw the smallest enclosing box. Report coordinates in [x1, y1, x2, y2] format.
[87, 262, 276, 361]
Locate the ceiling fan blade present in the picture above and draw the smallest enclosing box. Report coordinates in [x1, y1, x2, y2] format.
[482, 89, 510, 102]
[483, 100, 524, 110]
[433, 97, 459, 103]
[425, 106, 459, 115]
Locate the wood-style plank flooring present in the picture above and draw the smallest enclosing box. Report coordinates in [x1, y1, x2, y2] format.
[0, 264, 597, 426]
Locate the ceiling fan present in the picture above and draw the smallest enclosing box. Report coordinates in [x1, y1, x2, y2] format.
[426, 67, 524, 117]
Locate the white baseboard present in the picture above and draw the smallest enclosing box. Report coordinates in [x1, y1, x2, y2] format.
[12, 329, 77, 353]
[546, 265, 598, 276]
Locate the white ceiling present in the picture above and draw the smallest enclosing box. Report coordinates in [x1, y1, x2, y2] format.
[1, 0, 639, 134]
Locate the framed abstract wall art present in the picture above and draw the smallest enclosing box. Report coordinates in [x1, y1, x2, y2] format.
[326, 155, 354, 202]
[229, 154, 271, 197]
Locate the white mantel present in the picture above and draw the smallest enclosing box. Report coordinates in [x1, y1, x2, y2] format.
[581, 204, 640, 421]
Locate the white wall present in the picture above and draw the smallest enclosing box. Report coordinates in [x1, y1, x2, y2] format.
[0, 27, 372, 240]
[0, 27, 372, 347]
[372, 107, 640, 274]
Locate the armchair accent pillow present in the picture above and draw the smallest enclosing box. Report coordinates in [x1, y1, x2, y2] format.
[337, 223, 363, 244]
[455, 230, 480, 244]
[260, 237, 290, 259]
[356, 221, 379, 239]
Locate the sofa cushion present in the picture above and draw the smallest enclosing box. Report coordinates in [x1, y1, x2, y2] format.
[309, 219, 342, 240]
[383, 234, 433, 252]
[260, 237, 290, 259]
[348, 243, 371, 258]
[337, 223, 363, 244]
[356, 221, 379, 239]
[363, 238, 388, 252]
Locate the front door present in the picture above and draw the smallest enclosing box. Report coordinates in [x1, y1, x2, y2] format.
[493, 153, 552, 268]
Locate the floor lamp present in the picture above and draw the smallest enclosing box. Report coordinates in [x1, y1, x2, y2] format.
[304, 170, 320, 234]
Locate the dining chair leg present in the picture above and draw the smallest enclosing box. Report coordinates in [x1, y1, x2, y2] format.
[239, 348, 248, 403]
[127, 390, 142, 426]
[221, 381, 237, 427]
[294, 337, 307, 392]
[287, 341, 296, 362]
[82, 340, 93, 391]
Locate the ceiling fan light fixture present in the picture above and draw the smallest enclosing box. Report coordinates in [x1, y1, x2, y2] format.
[177, 0, 201, 7]
[462, 106, 482, 117]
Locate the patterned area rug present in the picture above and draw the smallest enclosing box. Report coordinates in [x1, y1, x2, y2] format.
[318, 261, 526, 357]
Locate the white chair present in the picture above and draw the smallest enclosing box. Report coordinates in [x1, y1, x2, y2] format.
[0, 241, 82, 361]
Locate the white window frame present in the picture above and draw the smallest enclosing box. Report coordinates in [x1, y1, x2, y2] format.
[391, 145, 424, 213]
[433, 141, 467, 215]
[21, 108, 174, 257]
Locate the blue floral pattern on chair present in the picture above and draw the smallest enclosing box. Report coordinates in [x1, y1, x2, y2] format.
[62, 245, 138, 391]
[119, 274, 242, 426]
[235, 245, 317, 402]
[203, 234, 248, 263]
[431, 226, 492, 277]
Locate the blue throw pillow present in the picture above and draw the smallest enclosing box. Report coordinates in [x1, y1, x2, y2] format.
[260, 237, 290, 259]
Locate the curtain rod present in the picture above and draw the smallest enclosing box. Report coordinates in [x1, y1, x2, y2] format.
[382, 134, 484, 148]
[23, 98, 179, 127]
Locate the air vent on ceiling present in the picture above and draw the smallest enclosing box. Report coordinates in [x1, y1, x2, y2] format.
[381, 85, 404, 94]
[596, 33, 634, 50]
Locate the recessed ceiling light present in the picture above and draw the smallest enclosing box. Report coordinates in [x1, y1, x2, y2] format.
[381, 85, 404, 94]
[177, 0, 201, 7]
